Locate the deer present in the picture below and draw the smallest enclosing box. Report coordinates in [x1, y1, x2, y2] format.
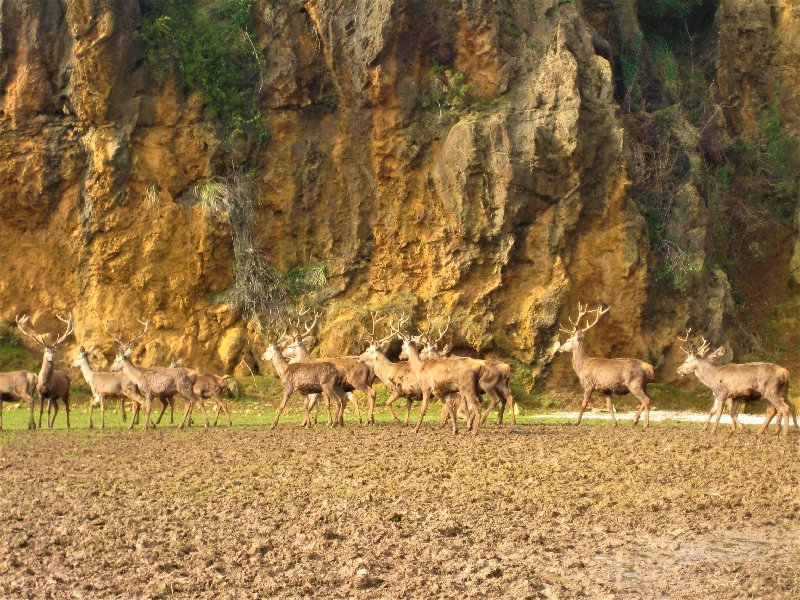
[392, 314, 482, 435]
[107, 319, 207, 429]
[0, 370, 38, 430]
[357, 313, 433, 425]
[418, 316, 516, 426]
[260, 322, 347, 429]
[170, 358, 235, 427]
[676, 330, 795, 436]
[16, 313, 73, 429]
[71, 345, 138, 429]
[280, 308, 377, 425]
[557, 304, 655, 428]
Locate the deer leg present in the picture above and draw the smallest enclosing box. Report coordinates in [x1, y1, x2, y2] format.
[786, 398, 799, 432]
[37, 395, 44, 429]
[446, 397, 458, 435]
[711, 394, 727, 434]
[366, 387, 377, 425]
[89, 395, 96, 429]
[23, 394, 34, 429]
[506, 386, 516, 425]
[64, 394, 70, 429]
[48, 398, 58, 429]
[385, 390, 401, 422]
[100, 396, 106, 430]
[348, 392, 362, 425]
[271, 388, 293, 430]
[576, 389, 592, 426]
[121, 396, 127, 422]
[632, 386, 652, 428]
[759, 404, 777, 435]
[154, 397, 169, 425]
[414, 391, 431, 434]
[605, 396, 617, 427]
[728, 399, 742, 433]
[703, 397, 720, 432]
[195, 397, 210, 428]
[463, 387, 482, 436]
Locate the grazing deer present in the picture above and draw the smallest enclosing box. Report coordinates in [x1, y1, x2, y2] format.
[0, 370, 38, 430]
[16, 313, 73, 429]
[557, 304, 655, 428]
[392, 315, 481, 435]
[676, 330, 795, 436]
[281, 308, 377, 425]
[107, 319, 206, 429]
[418, 316, 516, 426]
[72, 346, 137, 429]
[260, 323, 347, 429]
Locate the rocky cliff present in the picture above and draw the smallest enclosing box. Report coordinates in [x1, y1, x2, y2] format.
[0, 0, 797, 388]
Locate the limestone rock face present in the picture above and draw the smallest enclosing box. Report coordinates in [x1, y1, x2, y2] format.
[0, 0, 793, 383]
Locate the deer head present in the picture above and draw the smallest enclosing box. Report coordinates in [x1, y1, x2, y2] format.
[281, 306, 320, 361]
[259, 319, 289, 363]
[676, 328, 726, 376]
[389, 313, 417, 359]
[360, 312, 394, 361]
[16, 312, 74, 364]
[418, 314, 451, 360]
[106, 318, 149, 371]
[557, 303, 609, 353]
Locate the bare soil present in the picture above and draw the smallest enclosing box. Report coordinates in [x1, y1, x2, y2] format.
[1, 424, 799, 599]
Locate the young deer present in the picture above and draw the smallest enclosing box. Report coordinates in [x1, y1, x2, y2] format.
[107, 319, 206, 429]
[281, 308, 377, 425]
[0, 370, 37, 430]
[558, 304, 655, 428]
[16, 313, 73, 429]
[676, 330, 796, 436]
[418, 316, 516, 426]
[261, 321, 347, 429]
[170, 359, 235, 427]
[392, 315, 481, 435]
[72, 345, 137, 429]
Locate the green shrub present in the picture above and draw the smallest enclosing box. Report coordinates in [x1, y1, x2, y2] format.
[620, 33, 643, 111]
[139, 0, 266, 145]
[420, 63, 476, 115]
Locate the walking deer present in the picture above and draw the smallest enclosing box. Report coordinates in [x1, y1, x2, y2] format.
[392, 315, 481, 435]
[170, 359, 235, 427]
[16, 313, 73, 428]
[72, 346, 137, 428]
[0, 370, 37, 430]
[418, 316, 516, 426]
[261, 322, 347, 429]
[107, 319, 206, 429]
[281, 308, 377, 425]
[557, 304, 655, 427]
[676, 330, 795, 436]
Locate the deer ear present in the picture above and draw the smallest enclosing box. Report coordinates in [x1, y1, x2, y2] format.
[378, 341, 391, 353]
[441, 343, 453, 356]
[302, 336, 314, 348]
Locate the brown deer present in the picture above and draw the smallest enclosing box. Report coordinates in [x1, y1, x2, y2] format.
[0, 370, 38, 430]
[358, 313, 433, 425]
[107, 319, 206, 429]
[72, 345, 137, 428]
[281, 308, 377, 425]
[260, 323, 347, 429]
[16, 313, 73, 429]
[557, 304, 655, 428]
[676, 330, 795, 436]
[392, 315, 481, 435]
[418, 316, 516, 426]
[170, 358, 236, 427]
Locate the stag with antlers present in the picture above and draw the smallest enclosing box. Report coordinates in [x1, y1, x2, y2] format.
[558, 304, 655, 427]
[676, 330, 796, 435]
[418, 315, 516, 426]
[392, 314, 483, 435]
[107, 319, 206, 429]
[16, 313, 74, 428]
[281, 307, 377, 425]
[260, 321, 347, 429]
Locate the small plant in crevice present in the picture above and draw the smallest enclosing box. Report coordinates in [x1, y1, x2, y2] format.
[420, 63, 477, 118]
[196, 170, 326, 320]
[620, 33, 644, 112]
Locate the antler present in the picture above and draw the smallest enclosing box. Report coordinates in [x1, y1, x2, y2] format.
[417, 314, 441, 346]
[432, 315, 451, 346]
[582, 305, 610, 333]
[364, 311, 388, 344]
[104, 317, 126, 349]
[697, 336, 711, 357]
[15, 314, 47, 348]
[677, 328, 692, 355]
[53, 312, 74, 347]
[300, 309, 320, 338]
[389, 312, 410, 341]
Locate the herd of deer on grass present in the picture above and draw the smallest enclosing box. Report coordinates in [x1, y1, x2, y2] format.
[0, 303, 798, 436]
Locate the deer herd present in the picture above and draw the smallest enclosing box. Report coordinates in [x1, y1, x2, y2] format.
[0, 304, 798, 437]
